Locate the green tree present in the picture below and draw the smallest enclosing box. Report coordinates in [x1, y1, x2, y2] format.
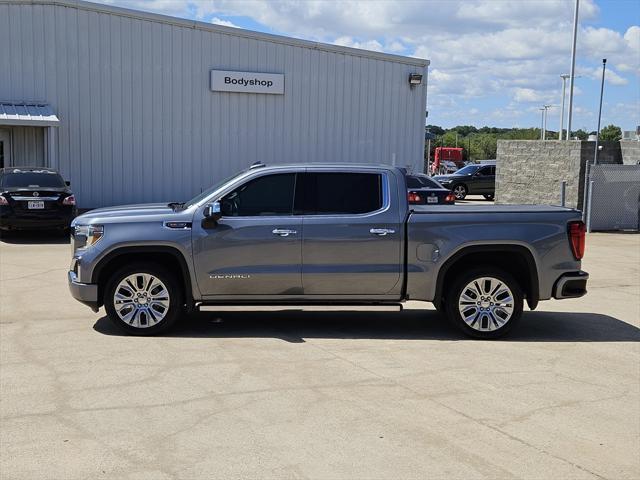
[572, 129, 589, 140]
[426, 124, 445, 136]
[599, 124, 622, 142]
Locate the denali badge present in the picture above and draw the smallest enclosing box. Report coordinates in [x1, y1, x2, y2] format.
[210, 274, 251, 279]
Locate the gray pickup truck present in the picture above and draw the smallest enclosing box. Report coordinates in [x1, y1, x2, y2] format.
[68, 163, 588, 339]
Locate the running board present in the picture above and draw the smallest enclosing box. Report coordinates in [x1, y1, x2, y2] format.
[197, 304, 403, 312]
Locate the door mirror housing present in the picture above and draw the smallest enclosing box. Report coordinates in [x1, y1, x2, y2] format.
[65, 181, 71, 186]
[203, 201, 221, 219]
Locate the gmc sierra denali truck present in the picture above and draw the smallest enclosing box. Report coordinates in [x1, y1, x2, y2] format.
[68, 163, 588, 339]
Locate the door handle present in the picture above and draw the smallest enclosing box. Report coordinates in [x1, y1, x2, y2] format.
[370, 228, 395, 236]
[272, 228, 297, 237]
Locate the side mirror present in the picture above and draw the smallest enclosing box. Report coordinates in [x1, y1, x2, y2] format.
[203, 201, 221, 218]
[65, 181, 71, 186]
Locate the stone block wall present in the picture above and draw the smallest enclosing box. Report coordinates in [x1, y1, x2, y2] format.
[620, 141, 640, 165]
[496, 140, 625, 210]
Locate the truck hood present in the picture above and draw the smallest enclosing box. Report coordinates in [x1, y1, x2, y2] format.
[74, 203, 181, 223]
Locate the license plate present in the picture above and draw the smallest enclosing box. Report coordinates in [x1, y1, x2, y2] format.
[28, 201, 45, 209]
[427, 196, 438, 204]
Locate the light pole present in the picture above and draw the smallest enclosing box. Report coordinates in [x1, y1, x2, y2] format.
[540, 105, 553, 140]
[566, 0, 580, 140]
[594, 59, 607, 165]
[559, 74, 570, 140]
[540, 108, 545, 139]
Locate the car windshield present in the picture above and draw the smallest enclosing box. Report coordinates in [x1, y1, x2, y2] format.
[1, 171, 66, 188]
[183, 170, 249, 207]
[454, 165, 481, 175]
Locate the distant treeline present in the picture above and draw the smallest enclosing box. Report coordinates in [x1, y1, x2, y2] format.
[425, 124, 621, 161]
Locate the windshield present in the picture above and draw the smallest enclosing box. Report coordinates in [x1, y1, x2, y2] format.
[453, 165, 481, 175]
[183, 170, 249, 207]
[1, 171, 66, 188]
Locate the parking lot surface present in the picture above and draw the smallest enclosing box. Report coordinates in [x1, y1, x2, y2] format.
[1, 232, 638, 479]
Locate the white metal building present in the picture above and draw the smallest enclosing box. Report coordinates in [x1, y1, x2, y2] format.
[0, 0, 429, 207]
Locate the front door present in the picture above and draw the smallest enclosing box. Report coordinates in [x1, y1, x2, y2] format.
[192, 172, 303, 298]
[299, 171, 404, 296]
[0, 129, 11, 168]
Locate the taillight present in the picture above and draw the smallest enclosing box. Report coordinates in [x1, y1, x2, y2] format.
[62, 195, 76, 206]
[568, 221, 586, 260]
[0, 195, 7, 205]
[408, 192, 422, 203]
[445, 193, 456, 203]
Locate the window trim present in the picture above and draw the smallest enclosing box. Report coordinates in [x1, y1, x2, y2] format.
[298, 170, 390, 218]
[219, 172, 299, 218]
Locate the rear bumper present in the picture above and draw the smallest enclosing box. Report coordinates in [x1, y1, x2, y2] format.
[68, 270, 100, 311]
[0, 207, 76, 230]
[553, 271, 589, 299]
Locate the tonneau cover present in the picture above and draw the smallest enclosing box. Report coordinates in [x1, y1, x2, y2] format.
[410, 204, 577, 214]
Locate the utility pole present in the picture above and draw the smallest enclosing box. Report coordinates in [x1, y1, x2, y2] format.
[540, 108, 545, 140]
[559, 74, 570, 140]
[566, 0, 579, 140]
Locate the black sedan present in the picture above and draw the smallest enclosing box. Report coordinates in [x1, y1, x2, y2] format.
[0, 167, 77, 232]
[406, 173, 456, 205]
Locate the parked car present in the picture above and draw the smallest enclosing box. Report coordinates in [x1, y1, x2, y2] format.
[68, 163, 588, 339]
[405, 173, 456, 205]
[434, 163, 496, 200]
[0, 167, 77, 232]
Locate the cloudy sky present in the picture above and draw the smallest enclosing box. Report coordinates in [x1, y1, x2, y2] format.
[102, 0, 639, 132]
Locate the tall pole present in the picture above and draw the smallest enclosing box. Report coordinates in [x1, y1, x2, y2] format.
[566, 0, 579, 140]
[559, 74, 569, 140]
[540, 108, 545, 140]
[594, 59, 607, 166]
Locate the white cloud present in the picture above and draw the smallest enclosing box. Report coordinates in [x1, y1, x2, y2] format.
[211, 17, 238, 28]
[333, 36, 383, 52]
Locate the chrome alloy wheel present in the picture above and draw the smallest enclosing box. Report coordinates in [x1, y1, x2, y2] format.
[458, 277, 514, 332]
[113, 273, 170, 328]
[453, 185, 466, 199]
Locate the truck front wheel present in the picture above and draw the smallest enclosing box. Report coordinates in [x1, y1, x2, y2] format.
[104, 263, 183, 335]
[445, 267, 523, 339]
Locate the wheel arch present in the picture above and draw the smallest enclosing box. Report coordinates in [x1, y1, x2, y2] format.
[92, 246, 194, 310]
[434, 244, 540, 310]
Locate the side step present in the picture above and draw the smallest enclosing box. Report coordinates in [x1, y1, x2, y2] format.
[197, 304, 403, 312]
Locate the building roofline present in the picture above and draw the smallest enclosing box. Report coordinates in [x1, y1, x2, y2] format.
[4, 0, 429, 68]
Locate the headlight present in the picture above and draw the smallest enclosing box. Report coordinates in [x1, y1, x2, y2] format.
[74, 224, 104, 248]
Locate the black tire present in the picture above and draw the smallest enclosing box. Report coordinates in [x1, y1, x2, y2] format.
[104, 263, 183, 336]
[445, 266, 523, 339]
[483, 194, 494, 201]
[452, 184, 467, 200]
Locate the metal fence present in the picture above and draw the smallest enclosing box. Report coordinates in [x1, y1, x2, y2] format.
[587, 165, 640, 231]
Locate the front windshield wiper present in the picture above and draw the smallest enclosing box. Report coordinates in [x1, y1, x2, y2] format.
[167, 202, 186, 211]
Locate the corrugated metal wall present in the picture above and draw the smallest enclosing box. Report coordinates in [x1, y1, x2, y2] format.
[8, 127, 46, 166]
[0, 0, 428, 207]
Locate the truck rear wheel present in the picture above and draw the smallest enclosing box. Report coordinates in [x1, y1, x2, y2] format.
[445, 267, 523, 339]
[104, 263, 183, 335]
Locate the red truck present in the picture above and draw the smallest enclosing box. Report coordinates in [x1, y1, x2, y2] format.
[431, 147, 464, 175]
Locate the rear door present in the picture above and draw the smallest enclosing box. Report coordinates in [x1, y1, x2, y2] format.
[472, 165, 494, 194]
[299, 170, 403, 296]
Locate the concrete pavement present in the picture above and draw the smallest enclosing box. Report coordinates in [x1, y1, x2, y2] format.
[1, 232, 638, 479]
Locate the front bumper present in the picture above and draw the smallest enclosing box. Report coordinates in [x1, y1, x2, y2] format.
[68, 270, 100, 311]
[553, 271, 589, 299]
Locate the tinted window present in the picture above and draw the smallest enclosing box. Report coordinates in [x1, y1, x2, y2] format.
[406, 174, 442, 189]
[455, 165, 481, 175]
[478, 166, 492, 175]
[221, 173, 296, 216]
[298, 172, 383, 215]
[1, 171, 65, 188]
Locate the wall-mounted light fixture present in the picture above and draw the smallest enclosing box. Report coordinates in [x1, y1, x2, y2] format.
[409, 73, 423, 87]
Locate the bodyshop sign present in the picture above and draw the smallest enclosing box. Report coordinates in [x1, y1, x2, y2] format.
[210, 70, 285, 94]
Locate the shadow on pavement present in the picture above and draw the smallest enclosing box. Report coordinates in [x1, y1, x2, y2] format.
[94, 309, 640, 343]
[0, 230, 69, 245]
